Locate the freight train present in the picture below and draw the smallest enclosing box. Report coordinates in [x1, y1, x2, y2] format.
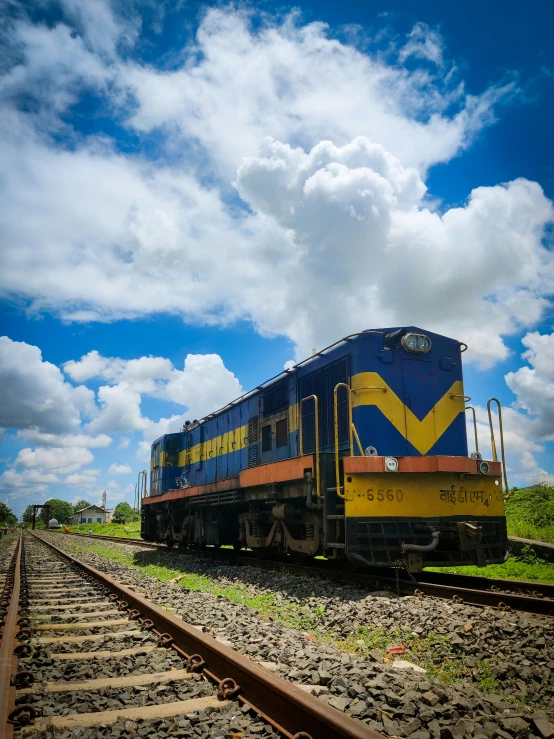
[141, 328, 509, 571]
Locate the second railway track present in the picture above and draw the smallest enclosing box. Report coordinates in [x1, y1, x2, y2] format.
[60, 531, 554, 616]
[1, 532, 384, 739]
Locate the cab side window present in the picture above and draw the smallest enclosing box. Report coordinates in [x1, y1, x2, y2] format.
[261, 424, 272, 452]
[166, 436, 179, 467]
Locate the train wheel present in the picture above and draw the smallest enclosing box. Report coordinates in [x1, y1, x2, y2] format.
[166, 539, 175, 549]
[232, 541, 242, 552]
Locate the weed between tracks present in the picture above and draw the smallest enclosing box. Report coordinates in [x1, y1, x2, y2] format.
[62, 538, 548, 709]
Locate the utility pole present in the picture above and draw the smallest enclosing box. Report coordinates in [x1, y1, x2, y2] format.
[101, 490, 107, 510]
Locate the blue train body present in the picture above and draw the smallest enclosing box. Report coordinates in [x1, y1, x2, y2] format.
[142, 328, 507, 570]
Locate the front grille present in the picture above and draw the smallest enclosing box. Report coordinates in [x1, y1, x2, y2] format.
[345, 516, 508, 566]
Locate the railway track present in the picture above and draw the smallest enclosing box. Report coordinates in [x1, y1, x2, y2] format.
[59, 531, 554, 616]
[1, 532, 385, 739]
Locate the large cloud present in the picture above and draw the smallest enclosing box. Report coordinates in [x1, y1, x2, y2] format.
[1, 5, 546, 369]
[0, 337, 96, 433]
[13, 446, 94, 474]
[77, 351, 242, 433]
[236, 138, 554, 365]
[505, 331, 554, 442]
[124, 9, 511, 175]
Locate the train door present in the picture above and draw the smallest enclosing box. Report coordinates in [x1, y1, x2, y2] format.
[192, 423, 205, 485]
[182, 431, 192, 485]
[260, 379, 289, 465]
[227, 405, 240, 477]
[401, 357, 434, 455]
[243, 395, 260, 470]
[205, 421, 216, 483]
[216, 414, 228, 479]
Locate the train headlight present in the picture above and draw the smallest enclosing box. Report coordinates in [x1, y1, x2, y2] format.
[385, 457, 399, 472]
[478, 461, 490, 475]
[401, 333, 432, 354]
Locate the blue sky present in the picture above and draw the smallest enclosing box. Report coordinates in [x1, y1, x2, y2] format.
[1, 0, 553, 518]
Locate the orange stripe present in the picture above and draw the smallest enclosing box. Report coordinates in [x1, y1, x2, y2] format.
[239, 455, 313, 487]
[343, 456, 501, 476]
[142, 455, 314, 506]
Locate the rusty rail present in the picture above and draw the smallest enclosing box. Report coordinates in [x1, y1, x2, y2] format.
[33, 532, 383, 739]
[0, 532, 22, 739]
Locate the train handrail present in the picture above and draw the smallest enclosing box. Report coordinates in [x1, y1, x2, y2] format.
[333, 383, 353, 500]
[487, 398, 510, 499]
[351, 423, 365, 456]
[299, 394, 322, 499]
[465, 406, 479, 453]
[137, 470, 147, 506]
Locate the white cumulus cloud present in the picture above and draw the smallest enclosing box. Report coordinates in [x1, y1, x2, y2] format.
[16, 430, 112, 448]
[236, 138, 554, 365]
[505, 331, 554, 442]
[107, 463, 132, 475]
[13, 446, 94, 474]
[0, 336, 96, 433]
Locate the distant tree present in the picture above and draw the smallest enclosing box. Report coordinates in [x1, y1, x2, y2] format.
[22, 505, 35, 523]
[40, 499, 74, 526]
[73, 499, 92, 513]
[112, 501, 136, 523]
[0, 502, 17, 525]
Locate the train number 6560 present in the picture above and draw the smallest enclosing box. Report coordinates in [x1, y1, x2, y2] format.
[366, 488, 404, 502]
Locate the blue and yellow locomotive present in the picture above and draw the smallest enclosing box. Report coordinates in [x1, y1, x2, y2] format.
[141, 328, 509, 571]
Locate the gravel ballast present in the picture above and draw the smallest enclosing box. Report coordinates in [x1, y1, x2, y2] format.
[36, 532, 554, 739]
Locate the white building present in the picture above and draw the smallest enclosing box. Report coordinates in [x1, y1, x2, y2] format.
[72, 505, 113, 525]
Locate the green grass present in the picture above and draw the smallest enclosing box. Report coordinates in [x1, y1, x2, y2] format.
[426, 557, 554, 584]
[505, 484, 554, 543]
[66, 522, 142, 538]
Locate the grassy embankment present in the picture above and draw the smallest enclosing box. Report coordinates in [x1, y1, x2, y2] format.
[68, 521, 141, 537]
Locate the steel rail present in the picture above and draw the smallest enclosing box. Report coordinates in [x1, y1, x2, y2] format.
[0, 532, 22, 739]
[32, 532, 384, 739]
[238, 555, 554, 616]
[54, 531, 554, 614]
[59, 531, 160, 547]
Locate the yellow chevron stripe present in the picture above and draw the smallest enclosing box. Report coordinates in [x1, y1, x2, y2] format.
[351, 372, 465, 455]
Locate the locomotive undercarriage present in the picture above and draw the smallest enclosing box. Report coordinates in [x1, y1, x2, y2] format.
[143, 478, 326, 558]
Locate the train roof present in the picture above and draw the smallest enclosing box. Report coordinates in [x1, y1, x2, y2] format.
[153, 327, 465, 444]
